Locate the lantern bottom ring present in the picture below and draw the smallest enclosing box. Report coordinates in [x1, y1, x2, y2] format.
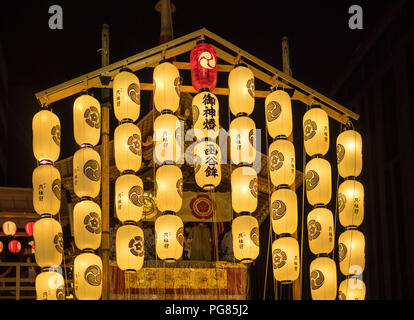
[279, 280, 293, 285]
[240, 258, 253, 264]
[202, 184, 215, 191]
[125, 269, 137, 273]
[164, 258, 177, 263]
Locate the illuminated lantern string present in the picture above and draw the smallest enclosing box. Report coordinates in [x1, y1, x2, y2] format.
[190, 40, 217, 92]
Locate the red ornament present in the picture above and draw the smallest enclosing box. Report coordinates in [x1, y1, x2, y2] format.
[190, 41, 217, 92]
[8, 240, 21, 254]
[25, 222, 35, 236]
[189, 194, 216, 220]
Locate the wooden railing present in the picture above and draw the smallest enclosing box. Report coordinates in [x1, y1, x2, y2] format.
[0, 262, 37, 300]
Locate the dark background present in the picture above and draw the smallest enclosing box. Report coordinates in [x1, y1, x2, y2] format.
[0, 0, 413, 300]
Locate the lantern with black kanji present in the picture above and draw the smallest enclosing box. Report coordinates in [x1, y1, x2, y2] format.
[153, 113, 183, 165]
[73, 94, 101, 147]
[113, 70, 141, 122]
[115, 174, 144, 223]
[231, 166, 258, 214]
[232, 215, 260, 263]
[32, 110, 61, 163]
[268, 139, 295, 187]
[310, 257, 337, 300]
[229, 116, 256, 165]
[272, 236, 299, 282]
[265, 90, 292, 139]
[32, 164, 61, 216]
[153, 62, 180, 113]
[154, 214, 184, 261]
[228, 64, 255, 116]
[190, 41, 217, 92]
[36, 271, 65, 300]
[192, 91, 219, 141]
[114, 122, 142, 173]
[194, 140, 221, 190]
[116, 224, 144, 271]
[303, 107, 329, 157]
[338, 180, 364, 227]
[307, 207, 334, 255]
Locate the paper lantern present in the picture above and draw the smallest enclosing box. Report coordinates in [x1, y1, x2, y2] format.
[73, 94, 101, 146]
[307, 207, 334, 255]
[272, 237, 299, 282]
[303, 108, 329, 157]
[73, 147, 101, 198]
[114, 122, 142, 173]
[115, 174, 144, 223]
[232, 215, 260, 263]
[305, 158, 332, 206]
[33, 110, 60, 162]
[155, 165, 183, 213]
[194, 141, 221, 190]
[338, 278, 366, 300]
[338, 180, 364, 227]
[270, 188, 298, 235]
[269, 139, 295, 187]
[8, 240, 21, 254]
[337, 130, 362, 178]
[113, 70, 141, 122]
[338, 229, 365, 276]
[190, 41, 217, 92]
[192, 91, 219, 141]
[0, 241, 3, 253]
[310, 257, 337, 300]
[153, 62, 180, 113]
[36, 271, 65, 300]
[74, 252, 102, 300]
[265, 90, 292, 139]
[231, 167, 258, 214]
[32, 164, 61, 216]
[154, 214, 184, 261]
[74, 200, 102, 250]
[229, 116, 256, 165]
[2, 221, 17, 236]
[29, 240, 35, 253]
[25, 222, 35, 236]
[33, 217, 63, 268]
[153, 113, 183, 165]
[116, 224, 144, 271]
[228, 65, 255, 116]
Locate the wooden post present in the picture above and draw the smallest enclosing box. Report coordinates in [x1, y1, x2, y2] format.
[100, 23, 110, 300]
[282, 36, 302, 300]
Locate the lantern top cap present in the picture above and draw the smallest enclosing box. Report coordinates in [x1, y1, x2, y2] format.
[119, 67, 133, 73]
[234, 62, 248, 68]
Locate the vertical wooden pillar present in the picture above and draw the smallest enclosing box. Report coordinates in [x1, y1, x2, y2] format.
[100, 23, 110, 300]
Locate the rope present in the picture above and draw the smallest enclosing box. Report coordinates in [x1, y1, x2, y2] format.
[332, 122, 343, 261]
[57, 209, 70, 298]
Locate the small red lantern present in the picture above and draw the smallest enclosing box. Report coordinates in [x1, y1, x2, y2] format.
[0, 241, 3, 253]
[2, 221, 17, 236]
[190, 40, 217, 92]
[8, 240, 21, 254]
[25, 222, 35, 236]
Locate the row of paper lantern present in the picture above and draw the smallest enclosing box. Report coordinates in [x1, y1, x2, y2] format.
[0, 221, 34, 236]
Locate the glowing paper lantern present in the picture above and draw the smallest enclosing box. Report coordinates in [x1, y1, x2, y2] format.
[303, 108, 329, 157]
[265, 90, 292, 139]
[32, 110, 61, 162]
[338, 229, 365, 276]
[113, 70, 141, 122]
[337, 130, 362, 178]
[8, 240, 21, 254]
[270, 188, 298, 235]
[73, 200, 102, 250]
[0, 241, 3, 253]
[268, 139, 295, 187]
[338, 180, 364, 227]
[232, 215, 260, 263]
[338, 278, 366, 300]
[73, 147, 101, 198]
[154, 214, 184, 262]
[229, 116, 256, 165]
[228, 65, 255, 116]
[231, 167, 258, 214]
[36, 271, 65, 300]
[192, 91, 219, 141]
[73, 94, 101, 146]
[194, 141, 221, 190]
[310, 257, 337, 300]
[155, 165, 183, 213]
[2, 221, 17, 236]
[153, 62, 180, 113]
[25, 222, 35, 236]
[116, 224, 144, 271]
[33, 217, 63, 268]
[32, 164, 61, 216]
[74, 252, 102, 300]
[153, 113, 183, 165]
[115, 174, 144, 223]
[190, 41, 217, 92]
[305, 158, 332, 206]
[271, 237, 299, 282]
[114, 122, 142, 173]
[307, 208, 334, 255]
